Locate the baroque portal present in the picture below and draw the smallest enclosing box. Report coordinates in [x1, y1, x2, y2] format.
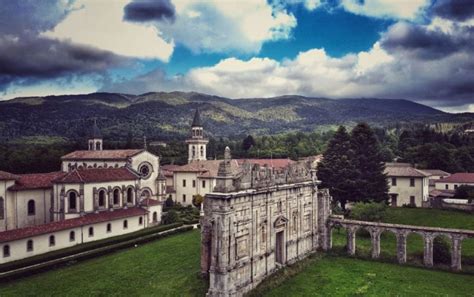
[200, 148, 331, 297]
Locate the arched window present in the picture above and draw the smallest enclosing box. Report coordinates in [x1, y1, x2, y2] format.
[3, 245, 10, 257]
[139, 217, 143, 225]
[107, 223, 112, 233]
[200, 146, 204, 157]
[98, 190, 106, 208]
[68, 192, 77, 211]
[89, 142, 93, 150]
[26, 239, 34, 252]
[27, 200, 35, 216]
[96, 141, 101, 150]
[49, 235, 55, 247]
[127, 188, 133, 204]
[88, 227, 94, 237]
[113, 189, 120, 205]
[152, 212, 158, 222]
[192, 145, 196, 157]
[123, 220, 128, 229]
[69, 231, 75, 242]
[0, 197, 4, 220]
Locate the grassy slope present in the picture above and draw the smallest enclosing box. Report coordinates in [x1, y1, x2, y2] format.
[262, 255, 474, 297]
[0, 230, 207, 297]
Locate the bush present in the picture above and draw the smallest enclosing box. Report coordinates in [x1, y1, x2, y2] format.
[162, 210, 179, 225]
[165, 197, 174, 208]
[349, 202, 387, 222]
[433, 237, 451, 264]
[455, 185, 474, 199]
[192, 194, 204, 208]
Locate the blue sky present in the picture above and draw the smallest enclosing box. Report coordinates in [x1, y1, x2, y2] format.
[0, 0, 473, 112]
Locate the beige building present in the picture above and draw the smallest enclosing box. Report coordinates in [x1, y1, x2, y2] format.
[0, 122, 164, 264]
[435, 173, 474, 190]
[385, 163, 430, 207]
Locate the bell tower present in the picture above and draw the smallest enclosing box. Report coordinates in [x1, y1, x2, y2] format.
[185, 109, 208, 163]
[88, 119, 103, 151]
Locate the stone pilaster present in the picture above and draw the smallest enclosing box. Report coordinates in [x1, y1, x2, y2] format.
[108, 186, 113, 211]
[347, 226, 357, 256]
[451, 235, 463, 271]
[369, 228, 381, 259]
[423, 233, 434, 267]
[396, 231, 408, 264]
[79, 185, 84, 214]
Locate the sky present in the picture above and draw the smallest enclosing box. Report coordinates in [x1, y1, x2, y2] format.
[0, 0, 473, 112]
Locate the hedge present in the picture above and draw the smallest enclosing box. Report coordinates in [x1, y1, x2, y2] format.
[0, 222, 184, 275]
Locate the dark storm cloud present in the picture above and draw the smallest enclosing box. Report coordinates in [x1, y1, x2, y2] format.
[0, 0, 75, 35]
[380, 22, 474, 59]
[124, 0, 176, 23]
[431, 0, 474, 21]
[0, 35, 128, 90]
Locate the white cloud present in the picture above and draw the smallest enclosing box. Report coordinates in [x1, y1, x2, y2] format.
[340, 0, 430, 20]
[44, 0, 174, 60]
[157, 0, 297, 54]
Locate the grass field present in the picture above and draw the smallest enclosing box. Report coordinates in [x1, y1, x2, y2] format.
[0, 208, 473, 296]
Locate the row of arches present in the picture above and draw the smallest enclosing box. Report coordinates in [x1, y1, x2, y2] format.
[327, 220, 474, 272]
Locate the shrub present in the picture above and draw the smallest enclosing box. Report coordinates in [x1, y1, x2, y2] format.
[455, 185, 474, 199]
[162, 210, 179, 225]
[433, 237, 451, 264]
[165, 197, 174, 208]
[349, 202, 387, 222]
[192, 194, 204, 208]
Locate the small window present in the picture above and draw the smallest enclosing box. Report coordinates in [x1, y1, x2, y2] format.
[202, 180, 206, 188]
[182, 179, 186, 187]
[410, 196, 415, 206]
[88, 227, 94, 237]
[139, 217, 143, 225]
[183, 194, 186, 202]
[127, 188, 133, 204]
[113, 189, 120, 205]
[123, 220, 128, 229]
[69, 192, 77, 211]
[445, 184, 449, 190]
[0, 197, 4, 220]
[410, 178, 415, 187]
[391, 177, 397, 186]
[200, 146, 204, 157]
[26, 239, 34, 252]
[107, 223, 112, 233]
[49, 235, 55, 247]
[192, 180, 196, 188]
[454, 185, 458, 189]
[153, 212, 158, 222]
[70, 231, 75, 242]
[27, 200, 35, 216]
[3, 245, 10, 257]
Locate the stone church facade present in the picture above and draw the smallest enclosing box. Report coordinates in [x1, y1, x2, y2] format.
[200, 148, 331, 296]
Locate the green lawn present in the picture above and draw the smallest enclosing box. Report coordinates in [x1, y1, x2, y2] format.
[0, 208, 473, 296]
[258, 255, 474, 297]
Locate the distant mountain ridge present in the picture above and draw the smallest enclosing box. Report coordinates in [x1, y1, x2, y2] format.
[0, 91, 472, 142]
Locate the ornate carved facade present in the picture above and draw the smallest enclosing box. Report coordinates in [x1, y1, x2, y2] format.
[200, 148, 331, 296]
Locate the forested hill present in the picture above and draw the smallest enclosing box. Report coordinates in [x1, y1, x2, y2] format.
[0, 91, 472, 141]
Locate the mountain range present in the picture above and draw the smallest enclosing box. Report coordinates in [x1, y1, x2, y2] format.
[1, 92, 472, 142]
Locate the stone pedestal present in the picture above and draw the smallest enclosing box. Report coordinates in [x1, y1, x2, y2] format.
[347, 227, 357, 256]
[370, 229, 381, 259]
[451, 236, 463, 271]
[423, 234, 434, 267]
[396, 232, 407, 264]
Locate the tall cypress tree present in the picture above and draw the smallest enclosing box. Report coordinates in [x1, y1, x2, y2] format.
[317, 126, 357, 209]
[350, 123, 389, 203]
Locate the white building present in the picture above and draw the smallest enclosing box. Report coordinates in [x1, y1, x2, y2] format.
[0, 122, 164, 264]
[385, 163, 430, 207]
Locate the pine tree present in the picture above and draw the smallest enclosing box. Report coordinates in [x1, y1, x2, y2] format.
[317, 126, 357, 209]
[350, 123, 389, 204]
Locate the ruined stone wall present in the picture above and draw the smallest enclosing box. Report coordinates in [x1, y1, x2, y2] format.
[201, 183, 331, 297]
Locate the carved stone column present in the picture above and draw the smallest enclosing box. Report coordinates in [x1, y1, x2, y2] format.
[423, 233, 434, 267]
[108, 186, 113, 211]
[79, 185, 85, 214]
[451, 235, 463, 271]
[323, 224, 333, 251]
[369, 228, 381, 259]
[396, 231, 408, 264]
[347, 226, 357, 256]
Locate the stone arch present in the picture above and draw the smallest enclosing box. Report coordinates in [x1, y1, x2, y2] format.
[432, 233, 452, 267]
[126, 186, 134, 204]
[379, 228, 398, 261]
[66, 190, 79, 212]
[98, 188, 107, 208]
[327, 221, 345, 252]
[461, 236, 474, 271]
[406, 231, 424, 263]
[354, 226, 372, 258]
[112, 187, 121, 206]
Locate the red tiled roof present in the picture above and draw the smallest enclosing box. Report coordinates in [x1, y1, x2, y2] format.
[61, 149, 144, 160]
[435, 173, 474, 184]
[237, 158, 295, 169]
[141, 198, 162, 206]
[162, 164, 180, 177]
[385, 165, 430, 178]
[0, 170, 19, 181]
[0, 207, 147, 243]
[9, 171, 67, 191]
[422, 169, 451, 177]
[55, 168, 139, 183]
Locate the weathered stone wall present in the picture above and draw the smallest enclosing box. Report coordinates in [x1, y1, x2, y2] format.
[200, 148, 331, 297]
